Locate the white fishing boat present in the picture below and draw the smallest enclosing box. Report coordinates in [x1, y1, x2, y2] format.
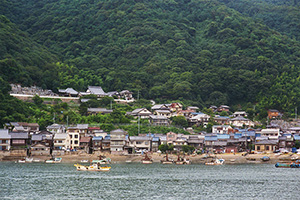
[17, 157, 33, 163]
[45, 157, 62, 163]
[80, 160, 89, 163]
[74, 160, 111, 171]
[205, 158, 225, 165]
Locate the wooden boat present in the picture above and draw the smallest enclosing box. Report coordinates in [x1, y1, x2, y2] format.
[275, 160, 300, 168]
[45, 157, 62, 163]
[141, 153, 153, 164]
[74, 162, 111, 171]
[161, 153, 173, 164]
[205, 158, 225, 165]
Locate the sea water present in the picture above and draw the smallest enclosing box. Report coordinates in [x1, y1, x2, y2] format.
[0, 162, 299, 199]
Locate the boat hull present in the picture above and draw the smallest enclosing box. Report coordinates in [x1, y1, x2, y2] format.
[161, 161, 173, 164]
[275, 163, 300, 168]
[142, 160, 153, 164]
[74, 164, 111, 171]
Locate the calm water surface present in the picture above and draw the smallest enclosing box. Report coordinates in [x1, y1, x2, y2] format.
[0, 162, 299, 199]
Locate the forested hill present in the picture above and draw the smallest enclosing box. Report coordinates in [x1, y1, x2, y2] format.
[217, 0, 300, 41]
[1, 0, 300, 114]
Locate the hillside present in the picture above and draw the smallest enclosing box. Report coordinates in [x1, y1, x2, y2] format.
[1, 0, 300, 118]
[217, 0, 300, 41]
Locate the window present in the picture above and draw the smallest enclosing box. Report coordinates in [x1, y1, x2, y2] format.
[70, 135, 72, 139]
[145, 142, 149, 145]
[75, 135, 78, 138]
[136, 141, 142, 145]
[257, 146, 260, 151]
[74, 140, 78, 144]
[266, 146, 270, 151]
[12, 140, 25, 144]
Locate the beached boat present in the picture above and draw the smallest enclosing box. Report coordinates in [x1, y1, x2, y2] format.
[74, 160, 111, 171]
[161, 153, 173, 164]
[80, 160, 89, 163]
[175, 154, 191, 165]
[205, 158, 225, 165]
[91, 158, 111, 164]
[16, 157, 33, 163]
[261, 156, 270, 161]
[275, 160, 300, 168]
[45, 157, 62, 163]
[141, 153, 153, 164]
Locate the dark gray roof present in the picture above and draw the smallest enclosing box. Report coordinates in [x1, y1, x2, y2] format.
[213, 141, 227, 146]
[87, 108, 113, 113]
[149, 115, 168, 120]
[255, 140, 278, 145]
[0, 129, 11, 139]
[187, 139, 204, 144]
[31, 135, 43, 141]
[87, 86, 106, 95]
[129, 136, 152, 141]
[9, 132, 29, 139]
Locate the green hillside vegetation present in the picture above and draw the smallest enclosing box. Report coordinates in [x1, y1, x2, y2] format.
[1, 0, 300, 127]
[217, 0, 300, 40]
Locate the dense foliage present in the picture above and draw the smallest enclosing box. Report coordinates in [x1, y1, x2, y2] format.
[1, 0, 300, 126]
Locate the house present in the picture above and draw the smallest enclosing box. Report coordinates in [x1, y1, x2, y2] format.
[212, 125, 232, 134]
[204, 135, 218, 150]
[151, 104, 168, 111]
[0, 129, 11, 151]
[268, 109, 281, 119]
[173, 135, 188, 151]
[258, 129, 280, 140]
[87, 127, 101, 135]
[79, 136, 92, 153]
[154, 109, 171, 118]
[188, 113, 210, 126]
[166, 132, 178, 145]
[102, 135, 111, 152]
[187, 135, 204, 149]
[230, 116, 255, 128]
[67, 124, 89, 150]
[214, 116, 230, 125]
[87, 108, 113, 115]
[9, 132, 30, 150]
[278, 135, 294, 151]
[187, 106, 199, 112]
[58, 88, 78, 97]
[169, 103, 183, 112]
[86, 86, 107, 97]
[92, 136, 103, 151]
[149, 115, 170, 126]
[127, 108, 152, 119]
[288, 127, 300, 135]
[128, 136, 152, 153]
[110, 129, 126, 154]
[152, 137, 160, 152]
[233, 111, 248, 118]
[53, 133, 70, 151]
[9, 122, 39, 134]
[255, 140, 278, 152]
[106, 91, 119, 98]
[119, 90, 133, 100]
[217, 105, 230, 112]
[209, 105, 218, 112]
[46, 124, 66, 134]
[30, 134, 52, 156]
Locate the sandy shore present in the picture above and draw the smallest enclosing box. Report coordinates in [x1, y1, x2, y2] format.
[2, 152, 298, 164]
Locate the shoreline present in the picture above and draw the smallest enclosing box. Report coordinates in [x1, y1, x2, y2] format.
[1, 152, 299, 164]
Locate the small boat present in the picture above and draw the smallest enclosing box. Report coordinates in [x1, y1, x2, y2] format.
[141, 153, 153, 164]
[45, 157, 62, 163]
[91, 158, 111, 165]
[74, 161, 111, 171]
[205, 158, 225, 165]
[261, 156, 270, 161]
[80, 160, 89, 163]
[161, 153, 173, 164]
[275, 160, 300, 168]
[17, 157, 33, 163]
[33, 159, 41, 163]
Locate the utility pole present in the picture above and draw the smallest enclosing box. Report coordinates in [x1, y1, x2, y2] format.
[110, 99, 112, 110]
[296, 107, 298, 121]
[67, 116, 69, 127]
[138, 115, 140, 135]
[137, 90, 140, 100]
[53, 113, 56, 123]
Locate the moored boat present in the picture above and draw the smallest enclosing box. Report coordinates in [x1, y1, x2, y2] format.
[141, 153, 153, 164]
[74, 163, 111, 171]
[205, 158, 225, 165]
[45, 157, 62, 163]
[261, 156, 270, 161]
[16, 157, 33, 163]
[275, 160, 300, 168]
[161, 153, 173, 164]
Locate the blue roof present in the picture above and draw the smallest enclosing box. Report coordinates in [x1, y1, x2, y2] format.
[205, 136, 218, 141]
[152, 137, 159, 142]
[191, 112, 204, 115]
[217, 134, 230, 139]
[255, 133, 261, 137]
[294, 135, 300, 140]
[234, 133, 242, 139]
[92, 136, 103, 141]
[104, 135, 111, 140]
[125, 135, 129, 140]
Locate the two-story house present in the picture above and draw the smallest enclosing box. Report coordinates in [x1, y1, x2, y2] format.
[110, 129, 126, 154]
